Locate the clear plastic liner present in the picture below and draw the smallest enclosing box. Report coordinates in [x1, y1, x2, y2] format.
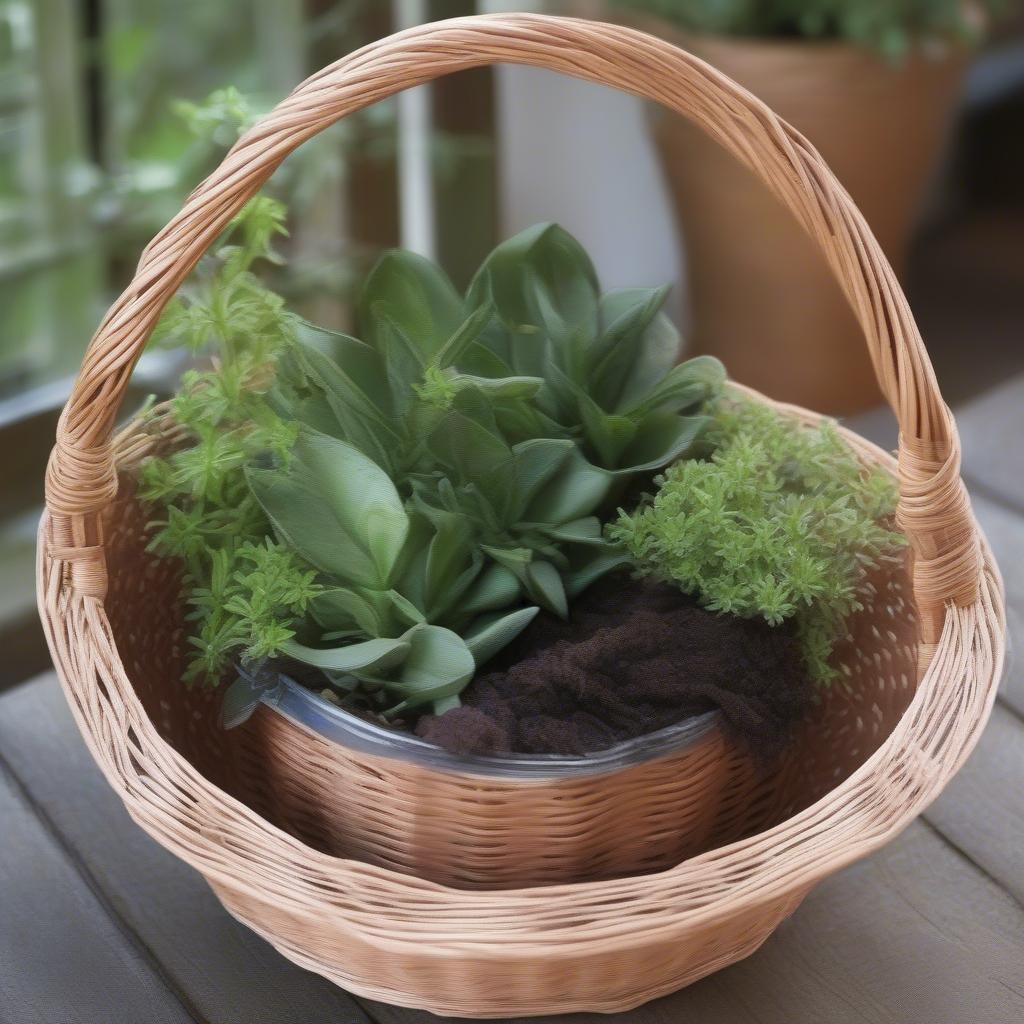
[227, 665, 719, 780]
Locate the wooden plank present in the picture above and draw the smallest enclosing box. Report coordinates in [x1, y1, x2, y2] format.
[956, 373, 1024, 509]
[843, 405, 899, 453]
[0, 759, 193, 1024]
[924, 702, 1024, 907]
[6, 673, 1023, 1023]
[361, 818, 1024, 1024]
[970, 490, 1024, 715]
[0, 676, 373, 1024]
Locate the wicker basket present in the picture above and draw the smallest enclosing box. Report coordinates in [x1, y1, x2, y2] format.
[39, 14, 1004, 1018]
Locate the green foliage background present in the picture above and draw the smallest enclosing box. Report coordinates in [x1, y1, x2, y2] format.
[612, 0, 1000, 57]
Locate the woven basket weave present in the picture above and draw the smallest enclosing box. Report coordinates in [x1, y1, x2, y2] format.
[39, 14, 1004, 1017]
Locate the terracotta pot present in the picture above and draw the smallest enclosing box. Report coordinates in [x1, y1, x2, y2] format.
[639, 22, 968, 413]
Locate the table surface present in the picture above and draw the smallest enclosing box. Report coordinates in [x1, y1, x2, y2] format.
[2, 379, 1024, 1024]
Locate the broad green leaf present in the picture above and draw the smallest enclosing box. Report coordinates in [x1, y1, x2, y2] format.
[623, 355, 725, 419]
[385, 507, 434, 593]
[480, 544, 533, 576]
[311, 587, 382, 636]
[450, 384, 502, 437]
[536, 346, 577, 419]
[546, 361, 638, 468]
[589, 287, 669, 407]
[617, 413, 709, 474]
[510, 437, 575, 515]
[433, 694, 461, 714]
[536, 516, 605, 545]
[464, 606, 540, 667]
[578, 398, 638, 469]
[294, 321, 394, 415]
[524, 560, 568, 618]
[432, 552, 486, 623]
[247, 465, 380, 585]
[457, 339, 515, 378]
[611, 311, 683, 413]
[389, 624, 475, 708]
[280, 635, 410, 672]
[269, 386, 342, 440]
[374, 313, 431, 412]
[298, 429, 410, 585]
[427, 410, 516, 517]
[505, 328, 552, 380]
[433, 303, 495, 369]
[459, 562, 524, 617]
[319, 391, 397, 472]
[590, 289, 671, 410]
[525, 447, 614, 523]
[423, 510, 480, 616]
[493, 401, 570, 446]
[385, 590, 426, 628]
[314, 586, 423, 639]
[360, 249, 464, 361]
[467, 223, 599, 352]
[282, 339, 399, 469]
[248, 429, 409, 588]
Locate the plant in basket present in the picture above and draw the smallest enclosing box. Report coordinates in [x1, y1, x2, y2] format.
[138, 183, 906, 771]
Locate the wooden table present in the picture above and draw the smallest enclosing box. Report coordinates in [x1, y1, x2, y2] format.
[3, 380, 1023, 1024]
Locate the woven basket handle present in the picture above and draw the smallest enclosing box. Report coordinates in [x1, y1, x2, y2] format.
[46, 12, 978, 640]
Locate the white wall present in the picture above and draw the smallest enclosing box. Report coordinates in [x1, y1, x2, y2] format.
[492, 64, 686, 326]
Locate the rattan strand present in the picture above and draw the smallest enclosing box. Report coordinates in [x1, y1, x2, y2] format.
[39, 14, 1004, 1017]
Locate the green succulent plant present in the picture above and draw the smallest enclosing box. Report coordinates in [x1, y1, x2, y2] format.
[261, 224, 723, 692]
[465, 224, 725, 475]
[245, 427, 540, 714]
[143, 214, 723, 715]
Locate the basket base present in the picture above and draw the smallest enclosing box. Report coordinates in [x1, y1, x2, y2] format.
[212, 878, 809, 1017]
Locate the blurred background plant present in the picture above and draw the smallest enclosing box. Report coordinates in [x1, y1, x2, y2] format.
[610, 0, 1002, 58]
[0, 0, 495, 682]
[0, 0, 500, 403]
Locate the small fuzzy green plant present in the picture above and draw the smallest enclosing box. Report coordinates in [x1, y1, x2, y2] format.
[613, 0, 1001, 59]
[139, 194, 308, 683]
[609, 398, 907, 681]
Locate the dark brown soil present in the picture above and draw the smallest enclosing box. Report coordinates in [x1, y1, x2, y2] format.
[415, 575, 814, 759]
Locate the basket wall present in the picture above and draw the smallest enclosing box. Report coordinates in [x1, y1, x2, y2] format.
[99, 402, 919, 895]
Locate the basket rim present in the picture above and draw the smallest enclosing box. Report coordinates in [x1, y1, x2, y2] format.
[37, 406, 1005, 940]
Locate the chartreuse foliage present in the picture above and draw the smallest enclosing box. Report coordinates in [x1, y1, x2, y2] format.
[139, 195, 311, 684]
[143, 216, 723, 714]
[609, 399, 906, 681]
